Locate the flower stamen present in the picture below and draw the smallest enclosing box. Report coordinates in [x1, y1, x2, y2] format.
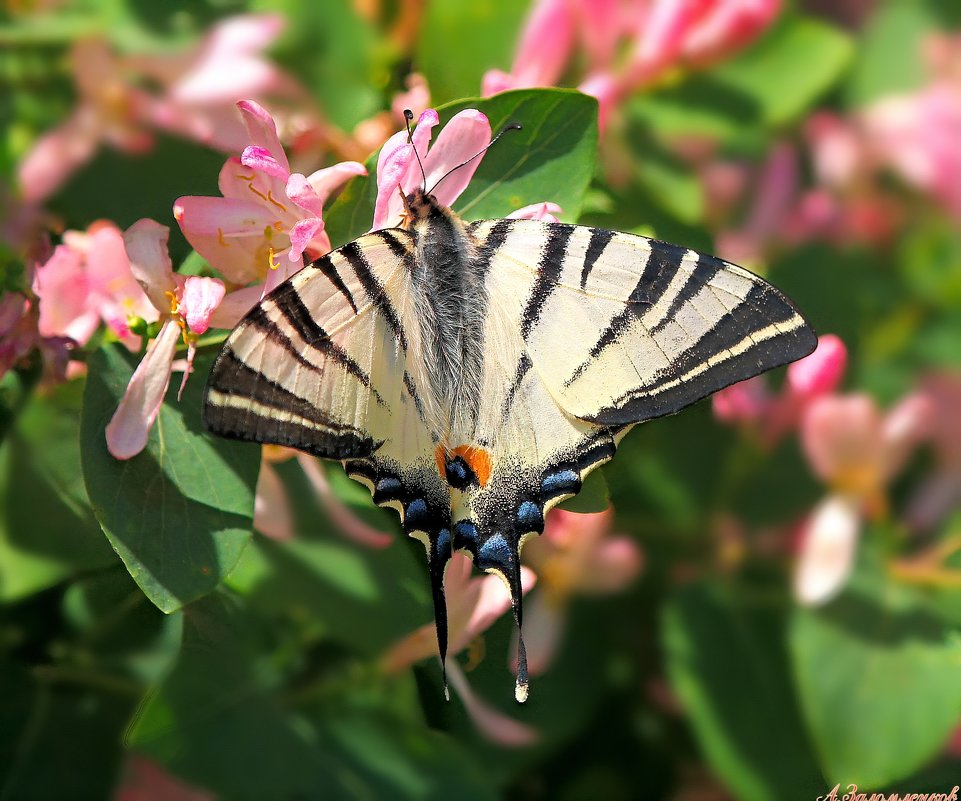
[266, 190, 287, 212]
[268, 247, 281, 270]
[217, 227, 230, 247]
[247, 182, 269, 201]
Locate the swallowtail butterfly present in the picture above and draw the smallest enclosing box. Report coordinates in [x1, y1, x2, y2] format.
[203, 121, 816, 703]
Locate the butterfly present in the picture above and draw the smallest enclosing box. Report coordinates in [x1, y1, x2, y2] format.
[203, 125, 816, 703]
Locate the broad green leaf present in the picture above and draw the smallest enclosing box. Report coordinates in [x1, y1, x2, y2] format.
[630, 16, 852, 144]
[714, 16, 853, 127]
[415, 0, 528, 102]
[663, 581, 825, 801]
[790, 551, 961, 788]
[0, 661, 135, 801]
[844, 1, 933, 107]
[324, 88, 598, 247]
[80, 345, 258, 613]
[0, 380, 115, 602]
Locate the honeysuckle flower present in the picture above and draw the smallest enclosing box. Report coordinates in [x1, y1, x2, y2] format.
[33, 220, 157, 349]
[906, 372, 961, 532]
[0, 292, 39, 380]
[372, 108, 562, 229]
[712, 334, 847, 447]
[514, 508, 642, 675]
[105, 220, 226, 460]
[794, 392, 932, 604]
[482, 0, 780, 132]
[381, 552, 536, 743]
[17, 16, 303, 204]
[175, 100, 366, 288]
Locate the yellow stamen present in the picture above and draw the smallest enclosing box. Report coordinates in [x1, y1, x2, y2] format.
[268, 247, 281, 271]
[248, 182, 268, 201]
[217, 227, 230, 247]
[164, 290, 180, 316]
[266, 190, 287, 212]
[273, 221, 285, 232]
[238, 172, 256, 181]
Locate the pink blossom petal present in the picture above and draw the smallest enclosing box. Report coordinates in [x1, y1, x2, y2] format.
[801, 394, 884, 485]
[33, 245, 98, 344]
[304, 161, 367, 206]
[881, 392, 933, 480]
[17, 106, 101, 204]
[176, 341, 196, 401]
[712, 375, 770, 424]
[180, 276, 226, 334]
[391, 73, 431, 122]
[218, 157, 253, 199]
[794, 494, 860, 605]
[105, 319, 181, 460]
[446, 660, 539, 746]
[287, 218, 326, 262]
[481, 69, 519, 97]
[578, 536, 643, 593]
[787, 334, 847, 399]
[124, 219, 176, 313]
[88, 222, 157, 325]
[422, 110, 491, 208]
[509, 0, 575, 88]
[296, 454, 393, 548]
[373, 133, 417, 229]
[578, 72, 621, 134]
[236, 100, 289, 174]
[455, 566, 536, 655]
[254, 460, 294, 541]
[285, 173, 326, 216]
[507, 202, 563, 222]
[210, 285, 261, 328]
[682, 0, 781, 67]
[241, 145, 289, 181]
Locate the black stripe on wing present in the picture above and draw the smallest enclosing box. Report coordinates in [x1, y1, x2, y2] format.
[340, 238, 409, 351]
[203, 350, 379, 459]
[588, 282, 816, 426]
[520, 224, 575, 340]
[253, 285, 386, 407]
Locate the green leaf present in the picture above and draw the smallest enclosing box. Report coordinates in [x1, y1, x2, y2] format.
[790, 552, 961, 788]
[626, 126, 704, 224]
[0, 380, 116, 602]
[714, 16, 853, 128]
[324, 88, 598, 247]
[80, 345, 258, 613]
[663, 581, 825, 801]
[630, 15, 853, 144]
[415, 0, 529, 102]
[844, 1, 934, 107]
[0, 661, 135, 801]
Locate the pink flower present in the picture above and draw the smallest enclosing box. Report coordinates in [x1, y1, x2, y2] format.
[794, 392, 932, 604]
[17, 15, 304, 204]
[517, 508, 642, 675]
[381, 553, 537, 745]
[372, 108, 562, 229]
[105, 220, 226, 460]
[33, 220, 157, 349]
[712, 334, 848, 446]
[0, 292, 39, 380]
[175, 100, 365, 288]
[483, 0, 781, 130]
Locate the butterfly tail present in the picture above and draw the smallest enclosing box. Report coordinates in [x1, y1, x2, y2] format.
[427, 527, 453, 701]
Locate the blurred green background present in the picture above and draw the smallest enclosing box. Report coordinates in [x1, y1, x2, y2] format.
[2, 0, 961, 799]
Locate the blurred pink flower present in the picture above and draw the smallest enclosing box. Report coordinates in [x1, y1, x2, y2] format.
[18, 16, 303, 204]
[33, 220, 157, 349]
[905, 372, 961, 533]
[175, 100, 365, 289]
[105, 220, 226, 460]
[516, 508, 642, 675]
[794, 391, 932, 604]
[373, 108, 562, 229]
[0, 292, 39, 380]
[712, 334, 847, 447]
[483, 0, 780, 131]
[381, 552, 537, 745]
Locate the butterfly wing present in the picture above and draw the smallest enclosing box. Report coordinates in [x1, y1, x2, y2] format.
[203, 230, 457, 667]
[454, 219, 816, 699]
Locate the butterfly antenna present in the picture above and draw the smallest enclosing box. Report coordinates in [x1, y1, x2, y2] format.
[427, 121, 523, 196]
[404, 109, 429, 192]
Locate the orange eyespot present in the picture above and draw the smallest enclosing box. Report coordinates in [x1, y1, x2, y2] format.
[436, 444, 493, 488]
